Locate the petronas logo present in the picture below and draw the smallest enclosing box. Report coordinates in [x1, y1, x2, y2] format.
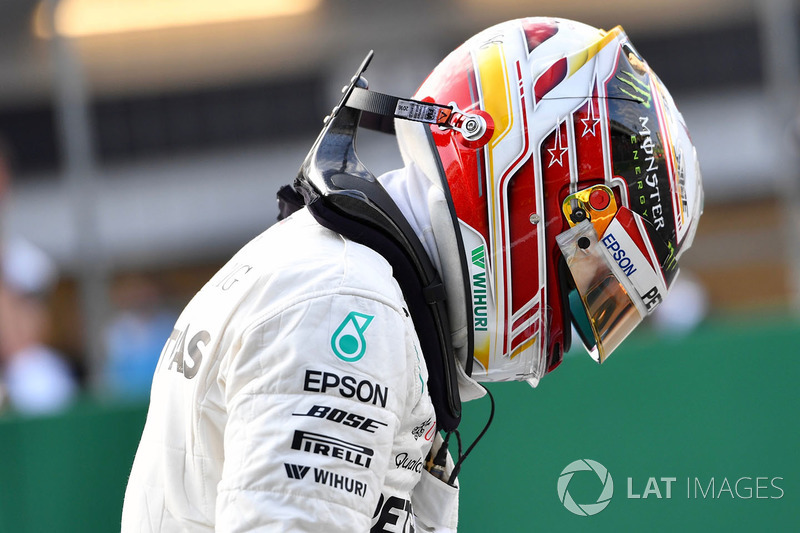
[331, 312, 374, 362]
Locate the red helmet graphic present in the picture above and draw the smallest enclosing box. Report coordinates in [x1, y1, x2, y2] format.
[396, 17, 704, 383]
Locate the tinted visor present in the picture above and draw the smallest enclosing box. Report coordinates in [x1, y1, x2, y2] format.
[557, 220, 647, 363]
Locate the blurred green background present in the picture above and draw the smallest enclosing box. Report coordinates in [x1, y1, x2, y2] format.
[458, 314, 800, 531]
[1, 314, 797, 531]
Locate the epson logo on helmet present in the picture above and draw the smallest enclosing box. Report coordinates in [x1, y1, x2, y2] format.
[601, 219, 666, 314]
[601, 233, 638, 277]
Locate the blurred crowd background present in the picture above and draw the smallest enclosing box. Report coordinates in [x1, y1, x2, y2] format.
[0, 0, 798, 530]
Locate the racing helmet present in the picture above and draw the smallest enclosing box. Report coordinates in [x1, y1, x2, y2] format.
[395, 17, 704, 383]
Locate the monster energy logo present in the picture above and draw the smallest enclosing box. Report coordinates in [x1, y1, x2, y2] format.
[635, 116, 666, 231]
[616, 70, 651, 108]
[665, 242, 678, 272]
[471, 246, 488, 332]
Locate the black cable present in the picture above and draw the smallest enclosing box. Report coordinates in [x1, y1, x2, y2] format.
[426, 430, 453, 481]
[447, 385, 495, 485]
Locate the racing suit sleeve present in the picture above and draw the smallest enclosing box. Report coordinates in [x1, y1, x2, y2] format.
[214, 290, 434, 532]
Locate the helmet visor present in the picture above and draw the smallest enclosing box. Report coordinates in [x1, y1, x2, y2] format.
[557, 220, 647, 363]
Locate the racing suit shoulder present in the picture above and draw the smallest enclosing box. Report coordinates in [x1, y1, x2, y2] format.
[214, 210, 437, 531]
[242, 208, 408, 322]
[122, 209, 447, 532]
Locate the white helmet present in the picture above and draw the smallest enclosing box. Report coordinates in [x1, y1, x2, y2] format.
[395, 17, 704, 383]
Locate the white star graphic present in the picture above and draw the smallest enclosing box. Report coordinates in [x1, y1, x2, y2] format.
[580, 99, 601, 137]
[547, 127, 568, 168]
